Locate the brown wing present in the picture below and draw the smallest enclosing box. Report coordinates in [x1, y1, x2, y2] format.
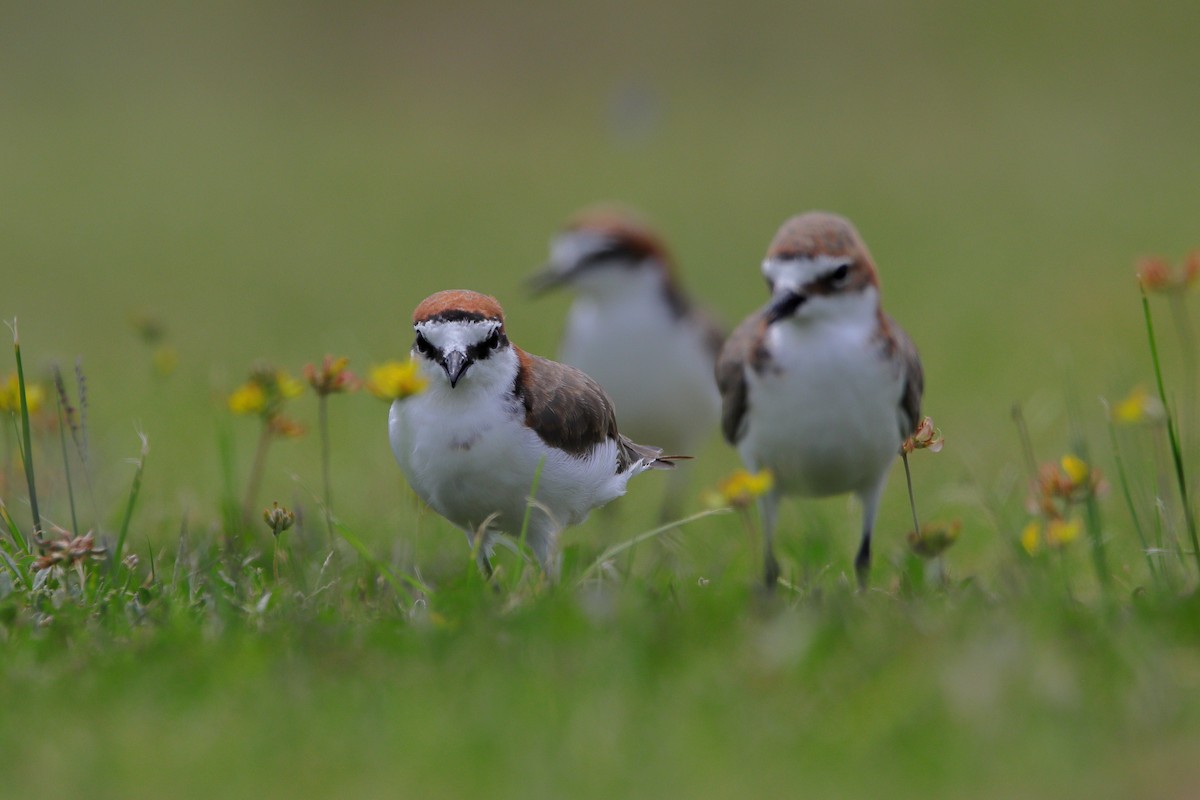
[715, 305, 770, 445]
[692, 305, 727, 361]
[514, 348, 619, 456]
[514, 348, 679, 472]
[885, 314, 924, 437]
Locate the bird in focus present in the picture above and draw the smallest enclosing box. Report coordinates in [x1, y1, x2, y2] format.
[388, 289, 679, 577]
[716, 212, 923, 588]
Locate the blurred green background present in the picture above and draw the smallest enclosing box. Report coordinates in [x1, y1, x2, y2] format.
[5, 0, 1199, 564]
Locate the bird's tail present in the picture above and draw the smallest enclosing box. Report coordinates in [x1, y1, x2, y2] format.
[619, 436, 692, 472]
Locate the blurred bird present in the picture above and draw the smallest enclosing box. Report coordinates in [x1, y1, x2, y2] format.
[388, 290, 679, 576]
[528, 206, 723, 518]
[715, 212, 923, 588]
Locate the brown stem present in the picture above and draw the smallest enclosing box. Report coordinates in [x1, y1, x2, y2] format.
[242, 422, 272, 530]
[319, 395, 334, 543]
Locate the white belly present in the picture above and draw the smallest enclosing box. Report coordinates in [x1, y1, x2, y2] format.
[561, 301, 719, 454]
[389, 390, 629, 537]
[739, 322, 904, 498]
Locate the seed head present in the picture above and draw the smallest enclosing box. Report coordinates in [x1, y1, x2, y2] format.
[263, 502, 296, 537]
[304, 355, 359, 396]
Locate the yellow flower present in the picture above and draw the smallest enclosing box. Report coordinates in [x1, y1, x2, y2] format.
[228, 382, 267, 415]
[152, 345, 178, 377]
[277, 372, 303, 399]
[230, 364, 304, 417]
[1045, 518, 1082, 548]
[1021, 517, 1082, 556]
[1111, 386, 1163, 425]
[1021, 520, 1042, 556]
[1028, 455, 1108, 516]
[0, 373, 45, 415]
[366, 360, 428, 401]
[1060, 455, 1089, 486]
[907, 519, 962, 559]
[713, 469, 774, 509]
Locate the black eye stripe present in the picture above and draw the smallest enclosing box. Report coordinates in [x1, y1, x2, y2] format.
[573, 239, 646, 271]
[824, 264, 850, 285]
[414, 331, 436, 356]
[466, 329, 506, 361]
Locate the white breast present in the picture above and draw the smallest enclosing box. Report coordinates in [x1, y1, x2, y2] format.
[739, 290, 905, 498]
[388, 360, 635, 541]
[559, 269, 719, 454]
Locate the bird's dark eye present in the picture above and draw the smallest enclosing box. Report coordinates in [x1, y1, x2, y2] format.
[485, 329, 500, 349]
[829, 264, 850, 284]
[414, 332, 435, 357]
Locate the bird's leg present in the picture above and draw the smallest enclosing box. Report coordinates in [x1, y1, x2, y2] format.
[853, 536, 871, 589]
[468, 528, 496, 579]
[526, 524, 562, 583]
[855, 480, 887, 589]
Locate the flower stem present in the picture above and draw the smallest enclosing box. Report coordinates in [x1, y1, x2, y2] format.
[318, 394, 334, 543]
[1142, 289, 1200, 579]
[902, 452, 921, 535]
[242, 423, 272, 530]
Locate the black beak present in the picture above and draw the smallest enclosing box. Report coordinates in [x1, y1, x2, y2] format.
[526, 264, 570, 296]
[443, 351, 469, 387]
[765, 289, 806, 324]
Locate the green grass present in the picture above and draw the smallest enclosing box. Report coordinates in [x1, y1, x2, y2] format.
[4, 0, 1200, 796]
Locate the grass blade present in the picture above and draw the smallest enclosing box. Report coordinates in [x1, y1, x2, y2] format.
[113, 431, 149, 565]
[1105, 415, 1161, 587]
[335, 520, 433, 598]
[0, 498, 29, 556]
[1141, 289, 1200, 578]
[575, 507, 731, 585]
[8, 319, 42, 538]
[53, 370, 80, 537]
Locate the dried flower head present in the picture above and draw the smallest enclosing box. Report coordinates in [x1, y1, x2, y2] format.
[907, 519, 962, 559]
[267, 414, 306, 439]
[902, 416, 944, 454]
[1138, 252, 1199, 294]
[34, 529, 106, 571]
[366, 360, 428, 401]
[263, 502, 296, 537]
[1027, 455, 1108, 517]
[304, 355, 359, 396]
